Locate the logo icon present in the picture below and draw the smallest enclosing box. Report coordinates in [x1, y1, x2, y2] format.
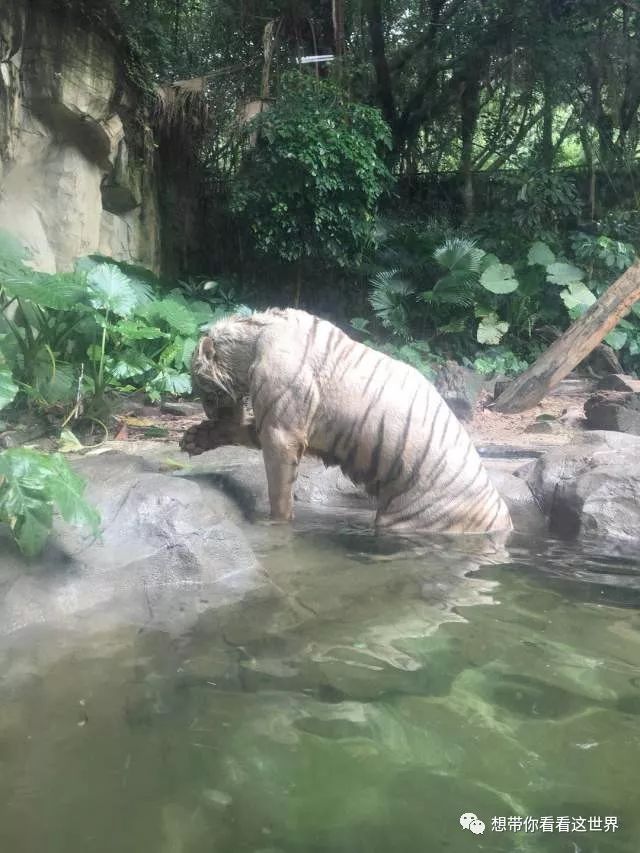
[460, 812, 486, 835]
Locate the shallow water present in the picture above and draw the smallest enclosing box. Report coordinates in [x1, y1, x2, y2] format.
[1, 524, 639, 853]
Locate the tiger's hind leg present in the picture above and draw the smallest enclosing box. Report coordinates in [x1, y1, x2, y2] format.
[260, 426, 306, 522]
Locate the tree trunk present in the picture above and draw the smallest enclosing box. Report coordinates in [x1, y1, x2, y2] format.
[541, 71, 554, 169]
[261, 19, 280, 99]
[460, 79, 480, 220]
[332, 0, 345, 59]
[493, 262, 640, 413]
[365, 0, 397, 131]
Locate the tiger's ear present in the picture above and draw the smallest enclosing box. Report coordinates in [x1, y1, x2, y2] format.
[199, 336, 215, 361]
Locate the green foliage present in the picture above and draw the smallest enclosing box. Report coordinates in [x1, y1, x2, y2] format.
[230, 73, 393, 269]
[0, 349, 18, 410]
[0, 448, 100, 557]
[366, 226, 518, 350]
[368, 270, 414, 339]
[425, 237, 485, 307]
[472, 349, 530, 377]
[360, 216, 640, 371]
[479, 263, 519, 295]
[477, 312, 509, 345]
[348, 325, 438, 380]
[510, 170, 582, 239]
[570, 232, 636, 276]
[0, 230, 249, 420]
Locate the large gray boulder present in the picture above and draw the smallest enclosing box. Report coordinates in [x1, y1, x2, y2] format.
[518, 430, 640, 551]
[0, 451, 266, 639]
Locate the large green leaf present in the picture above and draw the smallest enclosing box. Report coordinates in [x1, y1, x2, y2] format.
[181, 336, 197, 369]
[478, 252, 500, 272]
[0, 367, 18, 410]
[0, 229, 30, 280]
[105, 351, 155, 381]
[137, 298, 199, 336]
[148, 369, 192, 397]
[0, 449, 100, 556]
[477, 313, 509, 345]
[4, 272, 87, 309]
[559, 281, 596, 313]
[527, 241, 556, 266]
[77, 256, 154, 307]
[88, 264, 145, 317]
[604, 328, 628, 351]
[13, 501, 53, 558]
[479, 263, 519, 294]
[45, 456, 101, 531]
[113, 318, 168, 342]
[546, 262, 584, 286]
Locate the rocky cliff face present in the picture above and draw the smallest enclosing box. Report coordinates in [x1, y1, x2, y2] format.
[0, 0, 160, 272]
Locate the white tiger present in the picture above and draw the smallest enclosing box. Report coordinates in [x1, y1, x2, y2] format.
[183, 308, 513, 535]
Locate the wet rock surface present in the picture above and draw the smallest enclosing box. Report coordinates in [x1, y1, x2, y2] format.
[0, 451, 266, 640]
[518, 430, 640, 552]
[3, 427, 640, 647]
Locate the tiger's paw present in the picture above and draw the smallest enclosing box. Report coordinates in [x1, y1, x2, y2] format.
[179, 421, 221, 456]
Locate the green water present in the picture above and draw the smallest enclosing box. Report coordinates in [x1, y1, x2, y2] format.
[1, 528, 639, 853]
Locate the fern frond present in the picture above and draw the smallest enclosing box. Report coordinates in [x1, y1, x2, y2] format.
[368, 269, 414, 339]
[434, 237, 485, 274]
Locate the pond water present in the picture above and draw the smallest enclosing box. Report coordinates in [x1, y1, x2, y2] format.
[1, 523, 639, 853]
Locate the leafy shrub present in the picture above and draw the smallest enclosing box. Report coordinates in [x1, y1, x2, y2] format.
[230, 73, 393, 270]
[506, 169, 582, 239]
[472, 348, 530, 377]
[359, 216, 640, 372]
[0, 231, 249, 421]
[0, 448, 100, 557]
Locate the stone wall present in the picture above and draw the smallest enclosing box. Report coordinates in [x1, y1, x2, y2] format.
[0, 0, 160, 272]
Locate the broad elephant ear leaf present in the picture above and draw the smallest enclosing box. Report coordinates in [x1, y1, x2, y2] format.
[477, 313, 509, 344]
[480, 263, 519, 294]
[546, 262, 584, 286]
[527, 241, 555, 266]
[604, 328, 628, 350]
[559, 281, 596, 314]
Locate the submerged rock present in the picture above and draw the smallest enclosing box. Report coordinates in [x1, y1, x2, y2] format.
[178, 446, 376, 523]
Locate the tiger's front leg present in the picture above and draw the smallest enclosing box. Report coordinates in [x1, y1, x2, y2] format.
[259, 426, 305, 522]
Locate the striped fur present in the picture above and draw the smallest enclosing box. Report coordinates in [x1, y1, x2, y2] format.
[190, 308, 513, 535]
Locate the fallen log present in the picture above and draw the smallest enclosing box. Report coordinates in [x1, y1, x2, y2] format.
[493, 261, 640, 413]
